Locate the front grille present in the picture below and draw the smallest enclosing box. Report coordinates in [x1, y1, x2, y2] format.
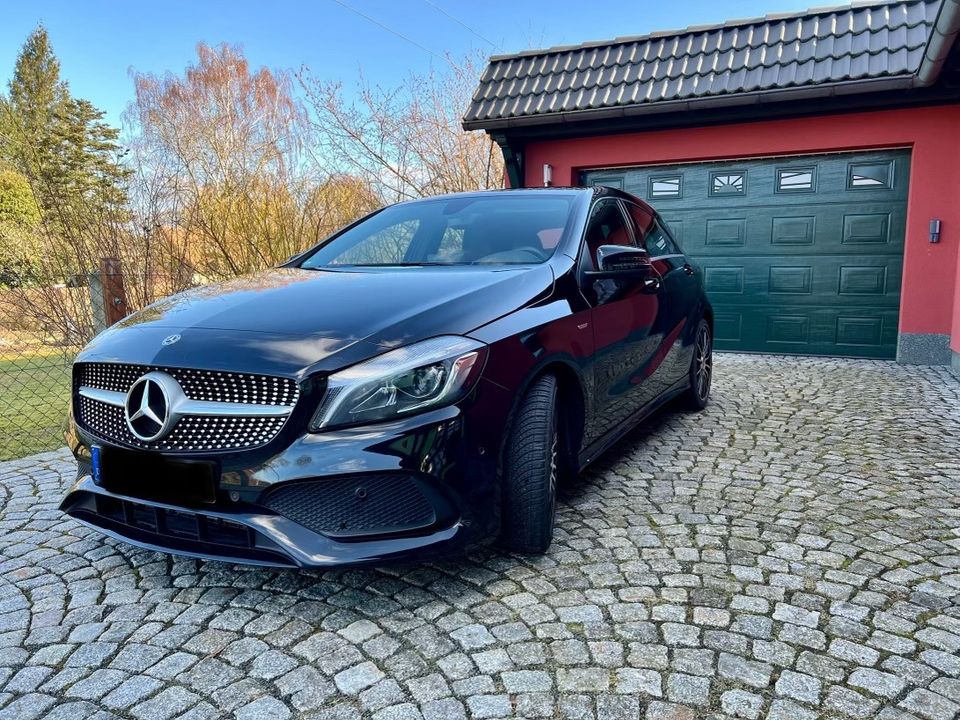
[77, 363, 298, 405]
[75, 362, 299, 453]
[263, 475, 437, 538]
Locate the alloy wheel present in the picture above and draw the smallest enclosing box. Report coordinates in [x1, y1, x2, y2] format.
[549, 429, 558, 494]
[696, 326, 712, 400]
[548, 421, 558, 527]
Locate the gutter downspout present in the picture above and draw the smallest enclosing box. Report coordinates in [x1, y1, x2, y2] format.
[916, 0, 960, 86]
[490, 133, 523, 188]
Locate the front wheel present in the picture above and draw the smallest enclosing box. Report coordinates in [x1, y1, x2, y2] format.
[498, 374, 559, 554]
[682, 319, 712, 410]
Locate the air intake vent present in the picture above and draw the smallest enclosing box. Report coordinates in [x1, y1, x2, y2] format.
[262, 475, 437, 538]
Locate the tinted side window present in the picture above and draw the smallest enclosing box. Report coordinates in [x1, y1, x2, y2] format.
[646, 220, 682, 257]
[656, 217, 683, 253]
[584, 199, 634, 269]
[625, 202, 655, 250]
[627, 202, 681, 257]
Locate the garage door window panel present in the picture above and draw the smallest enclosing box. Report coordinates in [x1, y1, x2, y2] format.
[847, 161, 894, 189]
[648, 175, 683, 199]
[709, 170, 747, 197]
[776, 167, 817, 193]
[584, 175, 624, 190]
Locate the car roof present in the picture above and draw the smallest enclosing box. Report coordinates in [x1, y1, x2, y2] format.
[393, 185, 652, 210]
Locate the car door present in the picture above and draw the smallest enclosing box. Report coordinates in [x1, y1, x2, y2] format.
[624, 202, 700, 386]
[580, 198, 667, 444]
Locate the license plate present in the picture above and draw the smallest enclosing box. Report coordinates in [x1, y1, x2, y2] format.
[98, 446, 218, 506]
[91, 445, 102, 484]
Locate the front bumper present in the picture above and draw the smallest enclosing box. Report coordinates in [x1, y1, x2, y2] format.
[62, 476, 468, 567]
[61, 379, 511, 568]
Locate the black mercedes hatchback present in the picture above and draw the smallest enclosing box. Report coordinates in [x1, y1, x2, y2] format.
[62, 186, 713, 567]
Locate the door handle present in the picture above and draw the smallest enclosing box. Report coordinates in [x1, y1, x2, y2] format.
[683, 263, 695, 276]
[642, 276, 662, 293]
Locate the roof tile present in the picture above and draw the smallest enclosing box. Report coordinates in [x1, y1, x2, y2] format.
[465, 0, 940, 126]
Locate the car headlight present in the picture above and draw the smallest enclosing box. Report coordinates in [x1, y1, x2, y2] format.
[310, 336, 487, 430]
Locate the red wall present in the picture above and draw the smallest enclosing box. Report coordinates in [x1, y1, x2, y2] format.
[522, 106, 960, 348]
[954, 255, 960, 357]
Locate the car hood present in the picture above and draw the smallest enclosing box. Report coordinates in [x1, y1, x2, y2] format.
[77, 265, 555, 377]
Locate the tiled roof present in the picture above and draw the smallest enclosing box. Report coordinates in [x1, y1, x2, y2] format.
[464, 0, 942, 129]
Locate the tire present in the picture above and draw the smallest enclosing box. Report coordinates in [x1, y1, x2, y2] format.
[499, 374, 559, 554]
[682, 319, 713, 411]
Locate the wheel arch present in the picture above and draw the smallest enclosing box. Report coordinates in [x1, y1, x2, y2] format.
[497, 356, 587, 484]
[702, 301, 714, 334]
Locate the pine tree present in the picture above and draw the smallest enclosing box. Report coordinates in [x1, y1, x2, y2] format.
[1, 25, 128, 230]
[2, 26, 69, 193]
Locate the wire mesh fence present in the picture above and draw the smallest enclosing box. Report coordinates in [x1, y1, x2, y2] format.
[0, 260, 135, 461]
[0, 343, 74, 460]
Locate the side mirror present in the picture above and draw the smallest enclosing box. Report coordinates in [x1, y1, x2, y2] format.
[584, 245, 661, 294]
[596, 245, 651, 272]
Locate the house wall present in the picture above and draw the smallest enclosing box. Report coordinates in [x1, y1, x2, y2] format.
[954, 257, 960, 375]
[520, 105, 960, 365]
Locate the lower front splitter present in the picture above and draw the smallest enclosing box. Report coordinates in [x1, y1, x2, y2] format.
[61, 475, 469, 568]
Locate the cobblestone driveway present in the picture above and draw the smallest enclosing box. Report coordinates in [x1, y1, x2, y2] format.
[1, 354, 959, 720]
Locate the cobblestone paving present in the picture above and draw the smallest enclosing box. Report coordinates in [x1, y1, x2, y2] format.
[1, 354, 959, 720]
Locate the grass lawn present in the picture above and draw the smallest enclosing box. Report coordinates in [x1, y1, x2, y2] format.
[0, 351, 72, 461]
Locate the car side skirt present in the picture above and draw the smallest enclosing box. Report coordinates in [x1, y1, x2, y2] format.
[577, 376, 689, 470]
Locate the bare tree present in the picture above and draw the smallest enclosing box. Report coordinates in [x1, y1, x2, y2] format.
[299, 54, 503, 203]
[126, 43, 373, 282]
[2, 43, 503, 352]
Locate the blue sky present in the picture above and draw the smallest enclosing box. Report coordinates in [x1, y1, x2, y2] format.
[2, 0, 805, 129]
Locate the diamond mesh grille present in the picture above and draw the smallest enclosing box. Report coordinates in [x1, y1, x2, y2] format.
[75, 363, 299, 453]
[263, 475, 437, 537]
[77, 363, 299, 405]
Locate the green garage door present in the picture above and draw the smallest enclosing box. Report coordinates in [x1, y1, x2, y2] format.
[582, 150, 909, 358]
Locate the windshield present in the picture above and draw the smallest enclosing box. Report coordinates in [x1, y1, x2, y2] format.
[299, 195, 574, 268]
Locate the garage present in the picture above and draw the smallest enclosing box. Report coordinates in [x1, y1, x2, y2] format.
[465, 0, 960, 368]
[581, 150, 909, 358]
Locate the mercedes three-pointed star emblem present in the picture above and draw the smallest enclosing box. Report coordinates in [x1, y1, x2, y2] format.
[125, 371, 178, 441]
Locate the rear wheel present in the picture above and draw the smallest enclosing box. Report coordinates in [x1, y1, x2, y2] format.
[683, 319, 712, 410]
[499, 374, 558, 554]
